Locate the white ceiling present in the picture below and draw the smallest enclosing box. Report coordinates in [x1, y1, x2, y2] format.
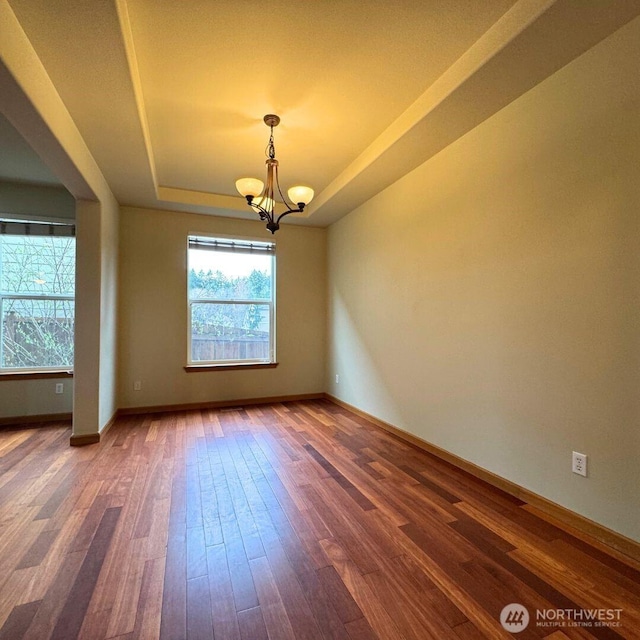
[5, 1, 640, 227]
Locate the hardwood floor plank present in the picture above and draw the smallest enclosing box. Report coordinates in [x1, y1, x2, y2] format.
[104, 537, 148, 638]
[303, 443, 376, 511]
[316, 565, 365, 624]
[0, 600, 41, 640]
[237, 605, 268, 640]
[0, 428, 55, 476]
[159, 436, 188, 639]
[22, 549, 85, 640]
[186, 526, 207, 580]
[363, 568, 458, 639]
[129, 557, 165, 640]
[393, 522, 513, 638]
[249, 555, 297, 640]
[186, 575, 214, 640]
[243, 434, 333, 570]
[250, 495, 351, 640]
[320, 538, 405, 640]
[453, 620, 489, 639]
[449, 513, 517, 555]
[261, 538, 325, 640]
[302, 483, 381, 575]
[206, 544, 241, 640]
[546, 539, 640, 603]
[395, 554, 468, 628]
[15, 529, 59, 570]
[343, 616, 379, 640]
[0, 429, 32, 457]
[185, 458, 203, 531]
[227, 529, 260, 611]
[70, 494, 110, 553]
[458, 561, 551, 640]
[198, 445, 224, 548]
[210, 460, 260, 615]
[0, 404, 636, 639]
[49, 506, 121, 640]
[33, 469, 77, 521]
[398, 464, 462, 503]
[132, 455, 164, 539]
[215, 434, 266, 561]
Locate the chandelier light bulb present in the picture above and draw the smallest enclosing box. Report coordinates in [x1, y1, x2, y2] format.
[253, 195, 275, 212]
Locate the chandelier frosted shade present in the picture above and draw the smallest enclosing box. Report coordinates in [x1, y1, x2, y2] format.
[253, 195, 275, 211]
[235, 114, 314, 234]
[287, 185, 314, 206]
[235, 177, 264, 198]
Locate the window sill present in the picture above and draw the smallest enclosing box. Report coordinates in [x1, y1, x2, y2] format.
[184, 362, 278, 372]
[0, 370, 73, 381]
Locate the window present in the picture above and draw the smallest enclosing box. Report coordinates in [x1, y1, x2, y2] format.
[187, 236, 275, 366]
[0, 221, 75, 372]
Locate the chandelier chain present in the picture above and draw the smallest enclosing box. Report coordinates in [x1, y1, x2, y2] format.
[266, 127, 276, 160]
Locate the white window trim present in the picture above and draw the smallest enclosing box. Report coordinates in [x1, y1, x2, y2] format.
[0, 224, 75, 373]
[186, 234, 276, 367]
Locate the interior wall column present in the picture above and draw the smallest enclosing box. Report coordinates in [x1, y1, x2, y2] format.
[72, 200, 102, 440]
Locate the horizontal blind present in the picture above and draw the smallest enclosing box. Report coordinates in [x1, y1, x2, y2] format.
[0, 220, 75, 237]
[188, 236, 274, 255]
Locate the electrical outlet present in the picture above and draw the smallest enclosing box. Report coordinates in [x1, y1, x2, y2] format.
[134, 380, 142, 391]
[55, 383, 64, 394]
[335, 374, 339, 384]
[572, 451, 588, 477]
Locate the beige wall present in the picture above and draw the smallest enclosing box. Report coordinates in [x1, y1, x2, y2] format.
[0, 181, 75, 220]
[1, 2, 120, 436]
[0, 379, 72, 419]
[118, 207, 326, 408]
[327, 18, 640, 542]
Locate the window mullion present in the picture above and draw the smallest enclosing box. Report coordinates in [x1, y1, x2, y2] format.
[188, 298, 267, 305]
[0, 293, 74, 301]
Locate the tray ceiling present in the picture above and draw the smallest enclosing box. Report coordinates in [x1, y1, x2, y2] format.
[5, 1, 640, 226]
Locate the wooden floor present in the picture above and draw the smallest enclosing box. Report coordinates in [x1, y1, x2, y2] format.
[0, 400, 638, 640]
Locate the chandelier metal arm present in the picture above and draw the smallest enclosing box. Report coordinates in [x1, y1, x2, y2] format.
[272, 161, 303, 219]
[244, 196, 305, 233]
[272, 163, 286, 205]
[276, 205, 305, 225]
[246, 198, 269, 218]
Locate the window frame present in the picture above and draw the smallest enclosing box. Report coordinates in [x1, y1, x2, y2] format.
[186, 234, 276, 368]
[0, 229, 76, 374]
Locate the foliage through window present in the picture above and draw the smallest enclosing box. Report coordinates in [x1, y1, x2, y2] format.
[0, 227, 75, 371]
[187, 236, 275, 365]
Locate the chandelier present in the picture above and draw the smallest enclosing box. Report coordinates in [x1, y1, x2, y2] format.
[235, 114, 314, 234]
